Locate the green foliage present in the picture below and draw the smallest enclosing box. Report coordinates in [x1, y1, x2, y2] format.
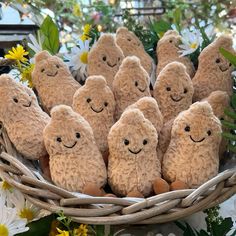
[16, 214, 55, 236]
[176, 206, 236, 236]
[40, 15, 60, 55]
[220, 48, 236, 66]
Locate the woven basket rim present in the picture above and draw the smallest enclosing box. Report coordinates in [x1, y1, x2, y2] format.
[0, 127, 235, 225]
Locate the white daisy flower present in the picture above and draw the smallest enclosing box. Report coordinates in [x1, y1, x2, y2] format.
[0, 197, 29, 236]
[179, 28, 203, 57]
[10, 189, 40, 223]
[0, 181, 15, 207]
[204, 24, 215, 40]
[66, 39, 90, 83]
[27, 33, 43, 54]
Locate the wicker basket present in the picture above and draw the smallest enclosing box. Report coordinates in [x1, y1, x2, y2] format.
[0, 125, 235, 225]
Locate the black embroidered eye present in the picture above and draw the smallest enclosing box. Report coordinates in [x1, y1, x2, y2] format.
[13, 98, 18, 103]
[207, 130, 212, 136]
[118, 57, 120, 61]
[135, 81, 138, 87]
[216, 58, 220, 63]
[220, 117, 224, 121]
[41, 68, 45, 73]
[166, 87, 171, 91]
[57, 137, 62, 142]
[229, 63, 232, 66]
[185, 126, 190, 132]
[143, 139, 148, 145]
[104, 102, 108, 107]
[124, 139, 129, 145]
[169, 40, 173, 43]
[127, 38, 131, 41]
[76, 132, 80, 139]
[184, 88, 188, 94]
[102, 56, 106, 61]
[87, 98, 91, 103]
[56, 64, 60, 68]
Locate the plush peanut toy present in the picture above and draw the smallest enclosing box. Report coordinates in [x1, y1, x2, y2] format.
[192, 35, 235, 101]
[162, 102, 222, 189]
[116, 27, 153, 76]
[43, 105, 107, 195]
[156, 30, 195, 78]
[32, 51, 80, 112]
[202, 91, 230, 158]
[108, 108, 165, 197]
[0, 74, 50, 160]
[87, 34, 124, 89]
[153, 62, 194, 123]
[73, 75, 115, 161]
[113, 56, 151, 119]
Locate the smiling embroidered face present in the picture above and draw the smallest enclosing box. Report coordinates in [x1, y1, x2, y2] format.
[43, 105, 95, 156]
[171, 101, 222, 146]
[113, 56, 151, 118]
[153, 62, 194, 122]
[108, 108, 158, 160]
[87, 34, 124, 89]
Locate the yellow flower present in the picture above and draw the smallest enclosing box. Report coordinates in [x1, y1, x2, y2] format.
[5, 45, 29, 63]
[73, 3, 82, 17]
[73, 224, 88, 236]
[56, 228, 70, 236]
[21, 64, 35, 88]
[80, 24, 92, 41]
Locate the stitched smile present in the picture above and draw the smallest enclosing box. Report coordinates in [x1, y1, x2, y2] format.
[23, 101, 31, 107]
[190, 136, 205, 143]
[170, 95, 183, 102]
[107, 62, 117, 68]
[47, 71, 58, 77]
[90, 106, 104, 113]
[219, 66, 228, 72]
[137, 87, 146, 92]
[63, 141, 77, 148]
[128, 148, 142, 154]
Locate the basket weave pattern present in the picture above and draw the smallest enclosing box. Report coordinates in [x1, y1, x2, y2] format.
[0, 125, 235, 225]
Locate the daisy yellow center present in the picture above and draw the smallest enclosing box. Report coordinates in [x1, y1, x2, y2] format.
[2, 181, 12, 190]
[19, 208, 34, 222]
[190, 43, 197, 49]
[80, 52, 88, 64]
[0, 224, 9, 236]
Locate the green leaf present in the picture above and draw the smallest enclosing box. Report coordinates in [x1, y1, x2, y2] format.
[212, 217, 234, 236]
[221, 120, 236, 130]
[40, 15, 60, 55]
[175, 221, 187, 231]
[16, 214, 55, 236]
[229, 229, 236, 236]
[222, 132, 236, 141]
[220, 47, 236, 66]
[173, 8, 182, 32]
[231, 94, 236, 109]
[152, 20, 171, 37]
[228, 143, 236, 153]
[224, 109, 236, 120]
[198, 229, 209, 236]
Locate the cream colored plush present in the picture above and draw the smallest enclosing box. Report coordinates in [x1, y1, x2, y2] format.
[163, 102, 222, 188]
[203, 91, 230, 158]
[87, 34, 124, 89]
[153, 62, 194, 123]
[108, 108, 161, 197]
[116, 27, 153, 75]
[113, 56, 151, 119]
[32, 51, 80, 112]
[0, 74, 50, 160]
[156, 30, 195, 77]
[192, 35, 235, 101]
[73, 75, 115, 159]
[43, 105, 107, 193]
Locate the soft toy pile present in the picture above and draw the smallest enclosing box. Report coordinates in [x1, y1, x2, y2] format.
[1, 28, 235, 198]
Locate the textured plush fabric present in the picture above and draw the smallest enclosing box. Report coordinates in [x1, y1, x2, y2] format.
[43, 105, 107, 192]
[87, 34, 124, 89]
[113, 56, 151, 119]
[116, 27, 153, 75]
[156, 30, 195, 78]
[0, 74, 50, 160]
[192, 35, 235, 101]
[73, 75, 115, 158]
[202, 91, 230, 158]
[32, 51, 80, 112]
[153, 61, 194, 123]
[108, 109, 161, 197]
[163, 102, 222, 188]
